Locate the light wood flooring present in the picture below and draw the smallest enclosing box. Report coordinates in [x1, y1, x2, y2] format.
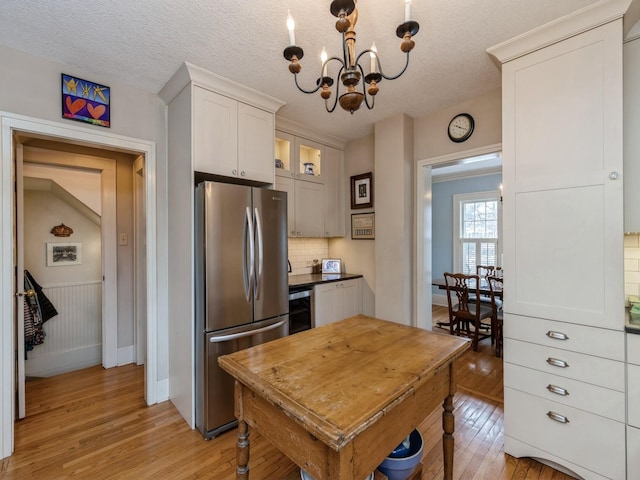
[1, 306, 575, 480]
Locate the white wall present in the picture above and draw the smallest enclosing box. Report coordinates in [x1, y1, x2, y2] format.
[328, 134, 376, 316]
[0, 44, 169, 441]
[335, 88, 503, 324]
[374, 114, 414, 325]
[414, 88, 502, 161]
[23, 189, 101, 284]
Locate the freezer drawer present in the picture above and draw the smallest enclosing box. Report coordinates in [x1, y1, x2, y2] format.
[195, 315, 288, 439]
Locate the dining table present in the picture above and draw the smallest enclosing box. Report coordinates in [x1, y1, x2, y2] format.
[218, 314, 471, 480]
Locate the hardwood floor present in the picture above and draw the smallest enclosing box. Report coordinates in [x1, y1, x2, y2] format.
[1, 307, 575, 480]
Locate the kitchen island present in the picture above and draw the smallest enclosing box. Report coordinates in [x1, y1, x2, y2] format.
[218, 314, 470, 480]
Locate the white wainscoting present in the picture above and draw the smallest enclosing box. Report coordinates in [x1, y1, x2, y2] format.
[25, 281, 101, 377]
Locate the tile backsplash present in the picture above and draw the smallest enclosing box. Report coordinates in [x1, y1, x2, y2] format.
[288, 238, 329, 275]
[625, 234, 640, 302]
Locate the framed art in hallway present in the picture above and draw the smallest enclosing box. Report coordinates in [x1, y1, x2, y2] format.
[350, 172, 373, 209]
[47, 242, 82, 267]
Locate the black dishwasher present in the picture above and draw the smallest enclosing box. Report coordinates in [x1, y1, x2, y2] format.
[288, 286, 314, 334]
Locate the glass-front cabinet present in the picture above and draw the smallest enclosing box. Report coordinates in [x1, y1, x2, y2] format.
[275, 130, 324, 183]
[274, 131, 294, 177]
[295, 137, 323, 183]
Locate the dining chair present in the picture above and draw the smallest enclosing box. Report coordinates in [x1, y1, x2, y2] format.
[474, 265, 503, 310]
[487, 275, 504, 358]
[443, 272, 494, 351]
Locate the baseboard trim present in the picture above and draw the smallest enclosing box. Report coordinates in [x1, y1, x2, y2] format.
[25, 345, 101, 377]
[118, 345, 134, 366]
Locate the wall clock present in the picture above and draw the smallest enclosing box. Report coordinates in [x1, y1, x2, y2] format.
[447, 113, 474, 143]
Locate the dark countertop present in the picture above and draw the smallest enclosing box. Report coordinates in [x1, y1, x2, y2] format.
[288, 273, 363, 289]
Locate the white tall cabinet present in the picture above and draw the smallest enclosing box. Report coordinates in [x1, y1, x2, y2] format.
[158, 62, 284, 427]
[275, 118, 346, 238]
[488, 3, 629, 479]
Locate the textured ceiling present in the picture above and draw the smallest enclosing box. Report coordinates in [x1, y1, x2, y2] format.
[0, 0, 599, 141]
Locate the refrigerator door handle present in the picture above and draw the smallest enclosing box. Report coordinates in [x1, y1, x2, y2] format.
[254, 207, 264, 300]
[208, 318, 287, 343]
[243, 206, 255, 301]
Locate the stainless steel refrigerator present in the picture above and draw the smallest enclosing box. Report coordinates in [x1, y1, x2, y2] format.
[195, 181, 289, 439]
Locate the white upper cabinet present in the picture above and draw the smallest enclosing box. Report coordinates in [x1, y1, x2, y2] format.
[160, 62, 285, 185]
[275, 131, 295, 178]
[323, 146, 345, 237]
[295, 137, 324, 184]
[194, 87, 275, 183]
[194, 87, 238, 177]
[274, 119, 347, 238]
[237, 103, 274, 184]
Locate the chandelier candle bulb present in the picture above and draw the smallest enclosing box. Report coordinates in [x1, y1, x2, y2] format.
[405, 0, 412, 22]
[370, 42, 378, 73]
[286, 10, 296, 45]
[321, 47, 328, 77]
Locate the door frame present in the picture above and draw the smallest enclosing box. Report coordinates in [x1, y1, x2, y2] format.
[414, 143, 502, 331]
[0, 112, 158, 458]
[21, 149, 118, 371]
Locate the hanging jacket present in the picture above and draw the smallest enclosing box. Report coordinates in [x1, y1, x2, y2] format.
[24, 270, 58, 322]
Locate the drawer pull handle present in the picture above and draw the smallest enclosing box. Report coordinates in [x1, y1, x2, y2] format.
[546, 411, 570, 424]
[546, 331, 569, 341]
[546, 384, 569, 396]
[546, 357, 569, 368]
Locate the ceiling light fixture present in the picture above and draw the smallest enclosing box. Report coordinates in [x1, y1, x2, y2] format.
[283, 0, 419, 114]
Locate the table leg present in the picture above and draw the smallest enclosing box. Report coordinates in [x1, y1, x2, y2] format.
[442, 393, 454, 480]
[236, 419, 250, 480]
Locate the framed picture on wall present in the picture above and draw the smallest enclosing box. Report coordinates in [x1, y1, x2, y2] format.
[351, 212, 375, 240]
[46, 242, 82, 267]
[350, 172, 373, 209]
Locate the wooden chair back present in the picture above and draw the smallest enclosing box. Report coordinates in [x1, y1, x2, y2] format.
[443, 272, 482, 322]
[476, 265, 503, 279]
[487, 275, 504, 357]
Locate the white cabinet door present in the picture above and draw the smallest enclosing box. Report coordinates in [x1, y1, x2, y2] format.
[323, 146, 345, 237]
[238, 103, 274, 184]
[502, 21, 623, 330]
[275, 176, 296, 237]
[335, 279, 361, 320]
[314, 283, 337, 327]
[295, 180, 324, 237]
[314, 279, 362, 327]
[193, 87, 238, 176]
[629, 425, 640, 476]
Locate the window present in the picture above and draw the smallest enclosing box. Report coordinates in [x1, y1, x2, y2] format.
[453, 191, 501, 274]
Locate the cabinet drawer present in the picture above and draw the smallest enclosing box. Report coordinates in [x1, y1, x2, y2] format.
[505, 339, 624, 391]
[505, 313, 624, 360]
[628, 425, 640, 476]
[505, 387, 625, 480]
[504, 363, 624, 422]
[629, 363, 640, 428]
[628, 332, 640, 365]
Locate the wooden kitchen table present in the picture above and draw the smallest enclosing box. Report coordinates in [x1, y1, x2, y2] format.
[218, 314, 470, 480]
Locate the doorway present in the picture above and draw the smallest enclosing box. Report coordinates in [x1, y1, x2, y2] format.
[1, 112, 159, 458]
[415, 144, 502, 331]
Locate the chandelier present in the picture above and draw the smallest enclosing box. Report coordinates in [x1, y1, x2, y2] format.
[283, 0, 419, 114]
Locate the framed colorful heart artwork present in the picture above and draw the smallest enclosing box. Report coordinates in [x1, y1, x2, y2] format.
[61, 73, 110, 127]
